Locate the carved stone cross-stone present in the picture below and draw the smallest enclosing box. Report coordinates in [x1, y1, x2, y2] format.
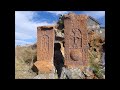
[64, 13, 89, 69]
[34, 26, 55, 74]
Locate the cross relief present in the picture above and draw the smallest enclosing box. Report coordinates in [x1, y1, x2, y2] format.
[70, 29, 82, 48]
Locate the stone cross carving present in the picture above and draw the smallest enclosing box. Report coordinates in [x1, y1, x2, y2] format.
[70, 29, 82, 48]
[34, 26, 55, 74]
[64, 13, 88, 68]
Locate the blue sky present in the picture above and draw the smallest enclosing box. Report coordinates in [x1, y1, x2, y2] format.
[15, 11, 105, 46]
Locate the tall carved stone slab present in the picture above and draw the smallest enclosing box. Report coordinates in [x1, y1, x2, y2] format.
[64, 13, 89, 68]
[34, 26, 55, 73]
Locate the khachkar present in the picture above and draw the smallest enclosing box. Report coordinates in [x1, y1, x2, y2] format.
[34, 26, 55, 74]
[64, 13, 89, 69]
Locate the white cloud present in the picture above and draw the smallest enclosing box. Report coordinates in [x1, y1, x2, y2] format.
[15, 11, 105, 46]
[82, 11, 105, 19]
[47, 11, 69, 15]
[15, 11, 55, 45]
[15, 32, 33, 40]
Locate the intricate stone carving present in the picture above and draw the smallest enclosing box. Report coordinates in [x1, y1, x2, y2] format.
[70, 49, 82, 61]
[34, 26, 55, 73]
[64, 13, 88, 68]
[40, 35, 49, 60]
[69, 29, 82, 48]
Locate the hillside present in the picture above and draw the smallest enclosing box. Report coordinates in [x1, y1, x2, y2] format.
[15, 43, 37, 79]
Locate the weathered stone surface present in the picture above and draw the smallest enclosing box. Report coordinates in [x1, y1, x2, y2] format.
[60, 67, 85, 79]
[64, 13, 89, 68]
[59, 66, 98, 79]
[37, 26, 54, 61]
[33, 73, 56, 79]
[34, 60, 54, 74]
[70, 49, 82, 61]
[35, 26, 55, 73]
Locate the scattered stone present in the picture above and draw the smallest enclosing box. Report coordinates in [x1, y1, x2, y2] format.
[60, 67, 86, 79]
[33, 73, 56, 79]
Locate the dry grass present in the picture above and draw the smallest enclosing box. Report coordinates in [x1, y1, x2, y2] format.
[88, 31, 105, 79]
[15, 44, 37, 79]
